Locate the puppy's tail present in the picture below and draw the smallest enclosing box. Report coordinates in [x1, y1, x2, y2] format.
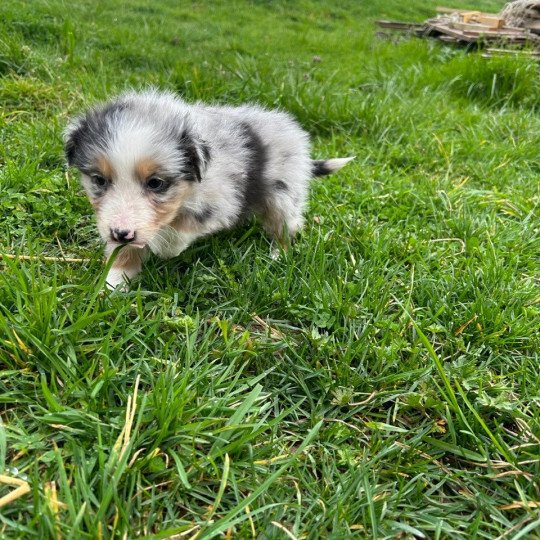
[311, 156, 355, 177]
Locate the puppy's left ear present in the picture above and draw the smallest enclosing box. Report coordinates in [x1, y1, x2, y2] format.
[63, 116, 86, 167]
[179, 130, 211, 182]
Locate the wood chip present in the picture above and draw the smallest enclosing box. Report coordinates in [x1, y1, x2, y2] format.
[376, 20, 424, 30]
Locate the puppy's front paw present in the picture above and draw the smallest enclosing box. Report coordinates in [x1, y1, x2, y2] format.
[270, 246, 282, 261]
[105, 268, 130, 291]
[104, 245, 144, 291]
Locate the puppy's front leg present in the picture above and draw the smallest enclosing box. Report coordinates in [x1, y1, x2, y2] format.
[105, 244, 146, 290]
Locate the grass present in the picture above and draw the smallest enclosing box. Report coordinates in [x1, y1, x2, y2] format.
[0, 0, 539, 537]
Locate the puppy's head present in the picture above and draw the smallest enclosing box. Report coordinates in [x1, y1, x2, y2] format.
[64, 92, 209, 248]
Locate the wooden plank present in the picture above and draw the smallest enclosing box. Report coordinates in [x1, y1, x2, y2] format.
[501, 25, 532, 32]
[451, 22, 527, 35]
[486, 47, 540, 56]
[376, 20, 424, 30]
[450, 21, 494, 32]
[458, 26, 532, 37]
[426, 21, 477, 41]
[470, 15, 505, 29]
[462, 11, 481, 23]
[461, 29, 526, 37]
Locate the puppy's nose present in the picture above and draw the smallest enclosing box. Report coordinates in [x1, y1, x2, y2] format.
[110, 228, 136, 243]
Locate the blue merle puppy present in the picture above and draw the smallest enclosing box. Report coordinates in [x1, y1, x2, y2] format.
[64, 90, 353, 289]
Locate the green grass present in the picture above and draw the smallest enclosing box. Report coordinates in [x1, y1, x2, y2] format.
[0, 0, 539, 537]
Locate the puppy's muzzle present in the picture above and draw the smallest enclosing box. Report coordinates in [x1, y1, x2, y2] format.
[110, 227, 137, 244]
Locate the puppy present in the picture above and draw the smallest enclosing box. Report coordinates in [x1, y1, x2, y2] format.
[64, 90, 353, 289]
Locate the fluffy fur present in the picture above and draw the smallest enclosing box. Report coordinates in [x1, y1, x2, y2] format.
[64, 90, 353, 289]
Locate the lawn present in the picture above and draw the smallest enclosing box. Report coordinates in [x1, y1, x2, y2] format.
[0, 0, 539, 537]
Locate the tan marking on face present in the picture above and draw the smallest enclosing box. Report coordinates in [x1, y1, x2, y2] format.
[134, 158, 159, 183]
[150, 182, 196, 231]
[97, 156, 115, 179]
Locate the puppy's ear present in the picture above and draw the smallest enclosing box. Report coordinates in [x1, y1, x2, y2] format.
[63, 116, 87, 167]
[178, 129, 211, 182]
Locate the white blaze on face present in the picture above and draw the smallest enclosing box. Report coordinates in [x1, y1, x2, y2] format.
[97, 125, 162, 246]
[98, 184, 153, 245]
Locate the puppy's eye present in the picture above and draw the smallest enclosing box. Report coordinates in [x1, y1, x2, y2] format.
[146, 176, 167, 192]
[91, 174, 108, 188]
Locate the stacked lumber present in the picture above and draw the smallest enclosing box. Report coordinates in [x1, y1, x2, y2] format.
[425, 7, 539, 44]
[376, 6, 540, 48]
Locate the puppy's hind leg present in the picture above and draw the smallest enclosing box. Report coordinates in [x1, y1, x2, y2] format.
[262, 208, 303, 246]
[259, 194, 305, 259]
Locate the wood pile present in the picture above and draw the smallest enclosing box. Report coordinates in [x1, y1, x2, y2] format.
[377, 6, 540, 49]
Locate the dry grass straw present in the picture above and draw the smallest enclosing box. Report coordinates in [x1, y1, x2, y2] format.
[0, 474, 31, 509]
[500, 0, 540, 27]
